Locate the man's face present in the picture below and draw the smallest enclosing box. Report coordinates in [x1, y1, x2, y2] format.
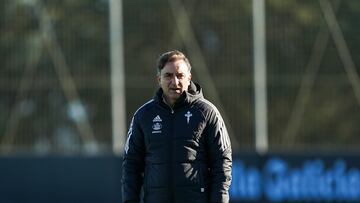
[158, 59, 192, 106]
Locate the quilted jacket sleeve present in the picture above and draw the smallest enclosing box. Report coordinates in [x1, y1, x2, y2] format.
[205, 109, 232, 203]
[122, 114, 145, 203]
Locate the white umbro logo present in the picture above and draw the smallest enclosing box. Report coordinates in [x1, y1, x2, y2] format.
[153, 115, 162, 122]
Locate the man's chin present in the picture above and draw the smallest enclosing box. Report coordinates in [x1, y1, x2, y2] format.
[168, 93, 181, 100]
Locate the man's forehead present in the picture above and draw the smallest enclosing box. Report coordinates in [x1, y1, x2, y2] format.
[162, 60, 190, 73]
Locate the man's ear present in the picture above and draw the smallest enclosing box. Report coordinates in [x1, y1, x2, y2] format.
[189, 73, 192, 81]
[157, 74, 161, 86]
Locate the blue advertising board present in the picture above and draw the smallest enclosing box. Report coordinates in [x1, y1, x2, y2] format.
[0, 152, 359, 202]
[230, 152, 360, 202]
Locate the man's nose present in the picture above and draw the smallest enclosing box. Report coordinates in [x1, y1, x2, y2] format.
[170, 76, 179, 85]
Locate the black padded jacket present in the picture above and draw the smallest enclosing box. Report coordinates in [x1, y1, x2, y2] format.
[122, 82, 232, 203]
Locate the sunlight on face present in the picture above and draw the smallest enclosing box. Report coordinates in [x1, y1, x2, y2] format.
[158, 59, 192, 106]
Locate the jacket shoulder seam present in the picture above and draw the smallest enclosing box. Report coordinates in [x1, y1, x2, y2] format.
[133, 99, 155, 119]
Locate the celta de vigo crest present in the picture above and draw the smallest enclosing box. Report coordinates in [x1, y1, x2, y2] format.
[152, 122, 162, 131]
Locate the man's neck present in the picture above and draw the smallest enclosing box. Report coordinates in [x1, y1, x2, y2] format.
[162, 96, 175, 108]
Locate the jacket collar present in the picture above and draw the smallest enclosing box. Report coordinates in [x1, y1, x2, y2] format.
[154, 81, 203, 109]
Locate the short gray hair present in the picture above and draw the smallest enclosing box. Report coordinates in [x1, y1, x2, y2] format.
[156, 50, 192, 74]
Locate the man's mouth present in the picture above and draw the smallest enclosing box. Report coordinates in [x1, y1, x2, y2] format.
[170, 88, 181, 92]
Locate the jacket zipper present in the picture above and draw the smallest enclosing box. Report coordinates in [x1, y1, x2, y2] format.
[169, 106, 174, 114]
[166, 105, 175, 202]
[162, 100, 175, 202]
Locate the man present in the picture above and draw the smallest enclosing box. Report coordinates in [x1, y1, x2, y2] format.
[122, 50, 232, 203]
